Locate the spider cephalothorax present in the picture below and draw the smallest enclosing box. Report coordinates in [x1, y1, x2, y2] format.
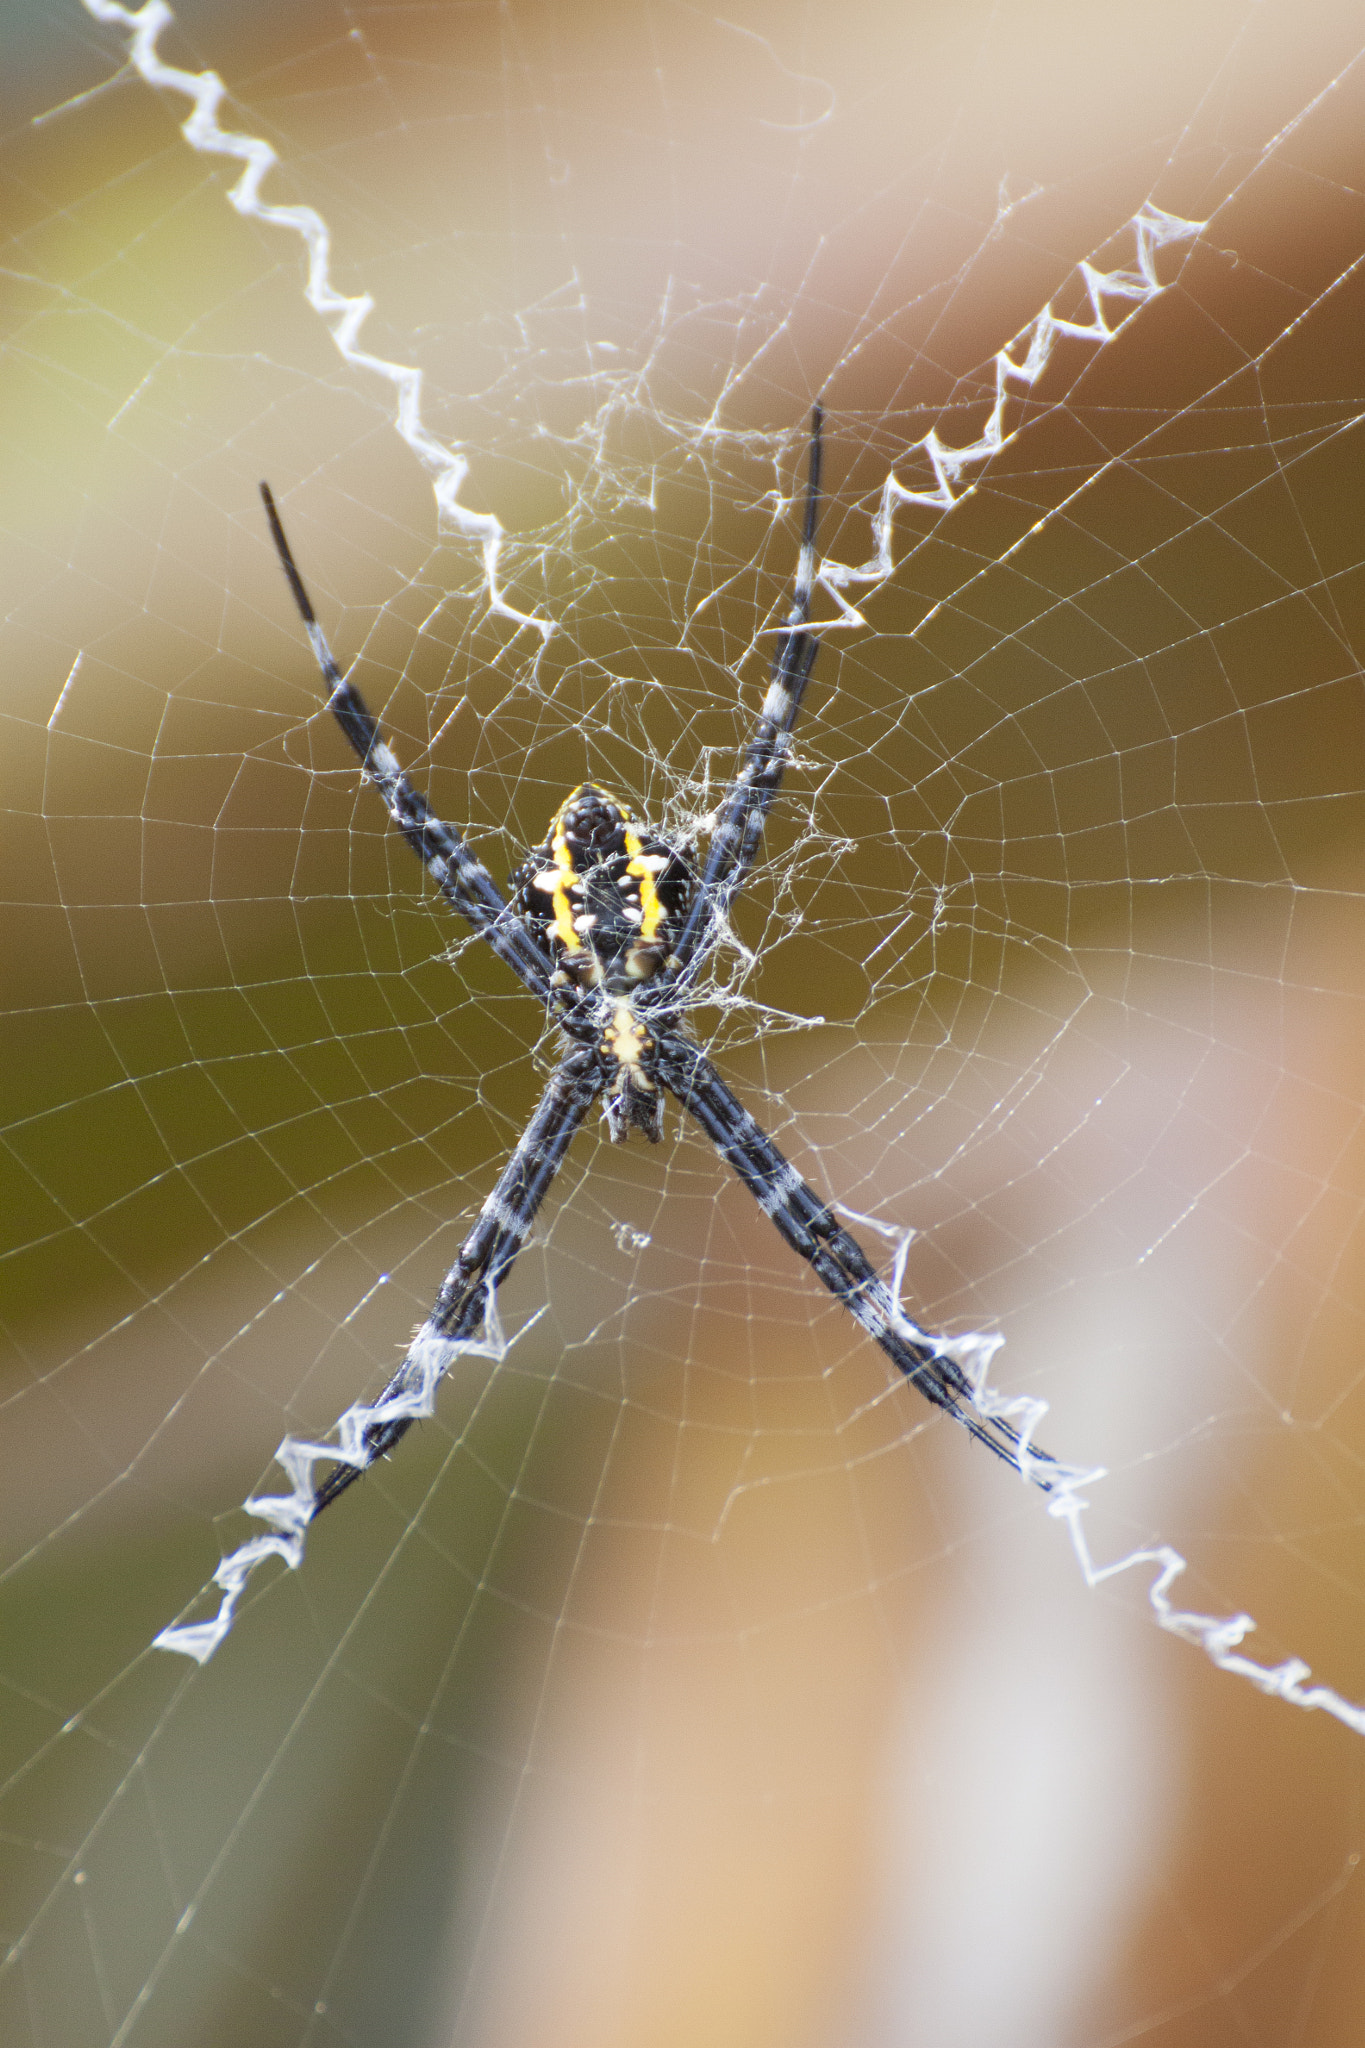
[509, 783, 695, 1141]
[257, 407, 1049, 1519]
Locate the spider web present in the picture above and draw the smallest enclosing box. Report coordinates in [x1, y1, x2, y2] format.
[6, 2, 1365, 2042]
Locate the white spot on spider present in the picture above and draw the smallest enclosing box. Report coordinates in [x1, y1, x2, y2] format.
[484, 1193, 528, 1234]
[857, 1297, 888, 1338]
[757, 1161, 805, 1215]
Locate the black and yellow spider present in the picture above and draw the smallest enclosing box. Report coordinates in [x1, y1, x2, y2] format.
[260, 410, 1049, 1517]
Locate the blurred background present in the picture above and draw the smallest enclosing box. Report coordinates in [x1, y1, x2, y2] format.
[5, 1, 1365, 2043]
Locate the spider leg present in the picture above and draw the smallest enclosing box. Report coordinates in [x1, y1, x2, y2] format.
[657, 1038, 1057, 1487]
[311, 1045, 607, 1514]
[260, 484, 558, 1006]
[671, 405, 824, 974]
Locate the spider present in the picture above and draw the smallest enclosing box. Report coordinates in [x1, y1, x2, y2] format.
[259, 409, 1050, 1517]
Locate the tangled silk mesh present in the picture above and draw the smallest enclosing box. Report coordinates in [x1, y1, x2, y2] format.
[7, 2, 1365, 2044]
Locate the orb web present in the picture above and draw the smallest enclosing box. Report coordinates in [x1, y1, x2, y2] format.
[6, 4, 1365, 2043]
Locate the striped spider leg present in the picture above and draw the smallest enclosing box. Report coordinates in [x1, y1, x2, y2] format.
[667, 406, 825, 980]
[260, 486, 560, 1007]
[644, 414, 1053, 1481]
[657, 1040, 1052, 1482]
[261, 489, 611, 1513]
[311, 1045, 608, 1512]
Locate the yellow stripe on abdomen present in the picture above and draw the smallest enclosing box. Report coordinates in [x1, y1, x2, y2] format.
[549, 804, 585, 956]
[622, 823, 664, 941]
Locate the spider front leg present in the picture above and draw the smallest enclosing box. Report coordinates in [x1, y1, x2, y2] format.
[670, 404, 824, 976]
[311, 1046, 607, 1514]
[260, 483, 559, 1007]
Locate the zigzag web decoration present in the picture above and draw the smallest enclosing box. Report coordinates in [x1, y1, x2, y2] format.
[77, 0, 1365, 1743]
[79, 0, 552, 642]
[819, 203, 1205, 623]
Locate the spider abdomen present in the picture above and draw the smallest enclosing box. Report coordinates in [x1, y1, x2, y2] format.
[509, 782, 694, 992]
[508, 783, 694, 1143]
